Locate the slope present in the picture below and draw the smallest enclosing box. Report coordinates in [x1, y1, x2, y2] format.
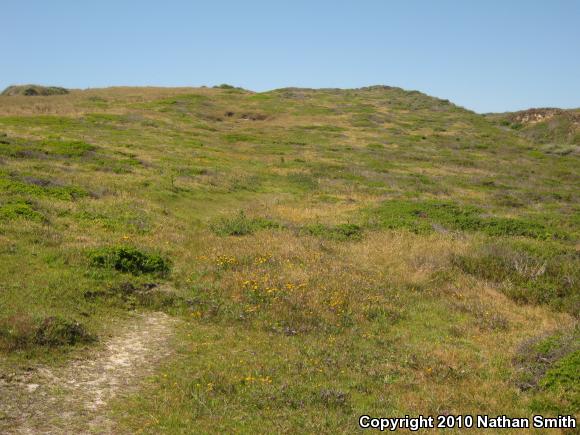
[0, 85, 578, 432]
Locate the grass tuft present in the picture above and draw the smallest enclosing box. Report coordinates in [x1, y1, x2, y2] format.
[210, 211, 281, 236]
[302, 223, 363, 241]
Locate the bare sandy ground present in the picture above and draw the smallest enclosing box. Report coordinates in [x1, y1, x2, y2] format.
[0, 312, 177, 434]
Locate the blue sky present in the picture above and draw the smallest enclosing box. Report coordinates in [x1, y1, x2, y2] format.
[2, 0, 579, 113]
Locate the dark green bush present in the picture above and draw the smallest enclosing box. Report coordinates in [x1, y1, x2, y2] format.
[89, 246, 171, 276]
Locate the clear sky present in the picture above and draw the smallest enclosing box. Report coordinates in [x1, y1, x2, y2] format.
[2, 0, 579, 113]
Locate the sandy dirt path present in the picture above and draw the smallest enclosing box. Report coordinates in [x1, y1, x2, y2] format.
[0, 312, 177, 434]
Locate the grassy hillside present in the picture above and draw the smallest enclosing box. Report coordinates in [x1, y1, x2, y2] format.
[487, 108, 580, 156]
[0, 85, 578, 432]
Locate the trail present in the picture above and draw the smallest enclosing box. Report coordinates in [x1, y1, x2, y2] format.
[0, 312, 177, 434]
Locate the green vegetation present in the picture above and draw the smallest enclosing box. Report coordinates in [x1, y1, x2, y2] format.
[513, 330, 579, 414]
[453, 240, 579, 314]
[0, 175, 88, 200]
[369, 199, 563, 239]
[543, 350, 580, 389]
[0, 201, 44, 221]
[34, 316, 94, 347]
[1, 84, 69, 96]
[302, 223, 363, 241]
[85, 282, 189, 312]
[213, 83, 237, 90]
[0, 315, 93, 351]
[39, 139, 95, 157]
[210, 211, 281, 236]
[89, 246, 171, 277]
[0, 85, 577, 432]
[488, 108, 580, 153]
[0, 135, 96, 158]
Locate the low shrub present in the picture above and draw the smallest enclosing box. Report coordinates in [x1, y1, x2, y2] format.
[0, 176, 88, 200]
[210, 211, 281, 236]
[368, 200, 478, 233]
[481, 217, 557, 239]
[40, 139, 95, 157]
[302, 223, 363, 241]
[514, 332, 577, 385]
[0, 135, 93, 160]
[84, 281, 187, 311]
[513, 331, 579, 413]
[453, 240, 579, 314]
[541, 350, 580, 391]
[0, 315, 93, 350]
[35, 316, 94, 346]
[1, 85, 69, 96]
[222, 133, 256, 143]
[286, 172, 318, 191]
[368, 199, 562, 239]
[0, 201, 44, 221]
[89, 246, 171, 276]
[0, 315, 37, 350]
